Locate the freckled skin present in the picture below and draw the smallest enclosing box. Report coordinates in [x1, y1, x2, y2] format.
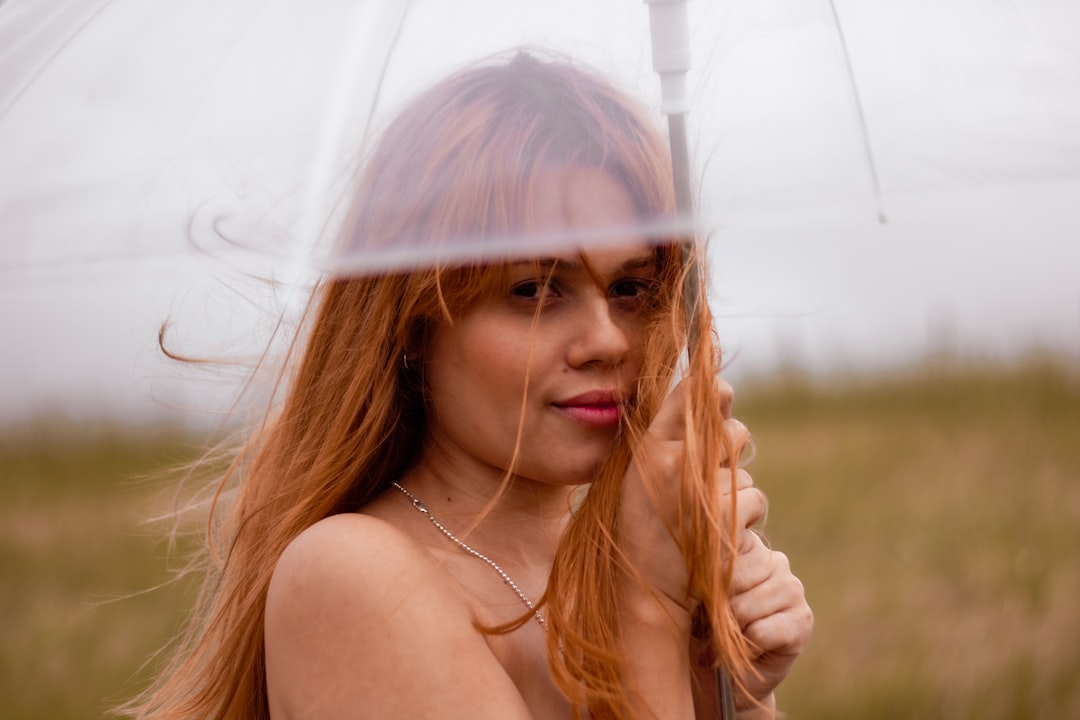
[423, 167, 655, 488]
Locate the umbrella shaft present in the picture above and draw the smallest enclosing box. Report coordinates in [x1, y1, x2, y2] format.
[667, 110, 739, 720]
[667, 113, 700, 352]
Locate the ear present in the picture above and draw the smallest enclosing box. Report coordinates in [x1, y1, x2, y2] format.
[401, 317, 433, 366]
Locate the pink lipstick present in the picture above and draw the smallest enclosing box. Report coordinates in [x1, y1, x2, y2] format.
[554, 390, 623, 428]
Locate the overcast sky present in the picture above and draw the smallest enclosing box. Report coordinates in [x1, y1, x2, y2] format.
[2, 0, 1078, 425]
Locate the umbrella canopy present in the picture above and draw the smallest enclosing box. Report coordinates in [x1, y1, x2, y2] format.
[1, 0, 1078, 421]
[2, 0, 1076, 276]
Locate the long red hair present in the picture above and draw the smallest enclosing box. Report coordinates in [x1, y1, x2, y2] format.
[123, 50, 751, 719]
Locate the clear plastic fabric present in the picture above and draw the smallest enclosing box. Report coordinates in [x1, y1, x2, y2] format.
[1, 0, 1078, 277]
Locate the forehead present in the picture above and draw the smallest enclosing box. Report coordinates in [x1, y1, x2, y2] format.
[518, 165, 651, 271]
[528, 165, 639, 234]
[443, 165, 657, 304]
[510, 245, 657, 278]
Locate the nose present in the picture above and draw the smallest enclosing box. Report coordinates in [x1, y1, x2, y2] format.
[565, 295, 631, 369]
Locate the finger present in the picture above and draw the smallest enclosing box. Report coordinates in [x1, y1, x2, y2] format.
[719, 418, 751, 467]
[730, 530, 772, 592]
[649, 382, 743, 444]
[719, 485, 766, 541]
[721, 418, 749, 451]
[740, 590, 813, 658]
[734, 486, 767, 532]
[738, 604, 813, 702]
[719, 468, 754, 496]
[717, 378, 734, 420]
[729, 554, 814, 702]
[647, 381, 688, 441]
[731, 554, 810, 638]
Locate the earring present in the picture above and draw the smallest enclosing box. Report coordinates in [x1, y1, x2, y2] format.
[402, 354, 410, 370]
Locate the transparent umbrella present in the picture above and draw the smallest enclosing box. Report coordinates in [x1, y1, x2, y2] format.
[3, 0, 1076, 279]
[2, 0, 1078, 715]
[3, 0, 1077, 421]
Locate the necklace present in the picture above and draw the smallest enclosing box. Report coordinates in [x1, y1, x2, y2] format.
[391, 481, 547, 630]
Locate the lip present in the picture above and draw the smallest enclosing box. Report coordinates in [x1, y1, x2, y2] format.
[553, 389, 625, 428]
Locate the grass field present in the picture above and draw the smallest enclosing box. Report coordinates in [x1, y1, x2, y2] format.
[2, 357, 1078, 718]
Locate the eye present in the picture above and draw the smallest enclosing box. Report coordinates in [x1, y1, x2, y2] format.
[509, 278, 560, 302]
[609, 278, 655, 299]
[510, 280, 542, 299]
[607, 276, 659, 313]
[511, 278, 548, 297]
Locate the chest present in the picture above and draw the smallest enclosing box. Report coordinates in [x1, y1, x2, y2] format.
[442, 552, 575, 719]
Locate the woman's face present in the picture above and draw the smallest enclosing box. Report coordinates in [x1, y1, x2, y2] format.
[422, 167, 658, 486]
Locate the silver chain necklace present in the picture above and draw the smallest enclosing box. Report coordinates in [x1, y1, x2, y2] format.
[391, 482, 547, 630]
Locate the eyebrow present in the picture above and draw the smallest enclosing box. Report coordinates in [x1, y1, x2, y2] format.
[511, 252, 657, 273]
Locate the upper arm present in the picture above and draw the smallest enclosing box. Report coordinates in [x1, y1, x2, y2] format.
[265, 514, 533, 720]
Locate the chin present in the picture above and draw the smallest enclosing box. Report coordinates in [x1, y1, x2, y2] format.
[516, 458, 608, 487]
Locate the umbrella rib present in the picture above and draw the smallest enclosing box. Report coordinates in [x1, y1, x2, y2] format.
[826, 0, 887, 224]
[0, 0, 117, 122]
[292, 0, 416, 280]
[361, 0, 415, 142]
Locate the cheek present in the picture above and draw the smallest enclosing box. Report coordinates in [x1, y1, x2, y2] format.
[620, 317, 649, 370]
[462, 322, 531, 391]
[426, 318, 536, 428]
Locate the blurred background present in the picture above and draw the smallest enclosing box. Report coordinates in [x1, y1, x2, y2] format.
[2, 0, 1079, 717]
[4, 358, 1077, 719]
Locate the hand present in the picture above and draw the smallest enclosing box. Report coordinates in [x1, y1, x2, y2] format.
[617, 378, 740, 612]
[725, 472, 813, 711]
[617, 379, 699, 613]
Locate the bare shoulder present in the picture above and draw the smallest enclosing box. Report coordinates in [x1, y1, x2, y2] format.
[265, 513, 531, 720]
[270, 512, 434, 598]
[268, 513, 464, 629]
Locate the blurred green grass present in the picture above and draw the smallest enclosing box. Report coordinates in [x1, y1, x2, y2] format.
[0, 425, 203, 719]
[1, 357, 1078, 718]
[741, 357, 1080, 719]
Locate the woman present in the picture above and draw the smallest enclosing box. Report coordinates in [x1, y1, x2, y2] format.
[128, 52, 811, 719]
